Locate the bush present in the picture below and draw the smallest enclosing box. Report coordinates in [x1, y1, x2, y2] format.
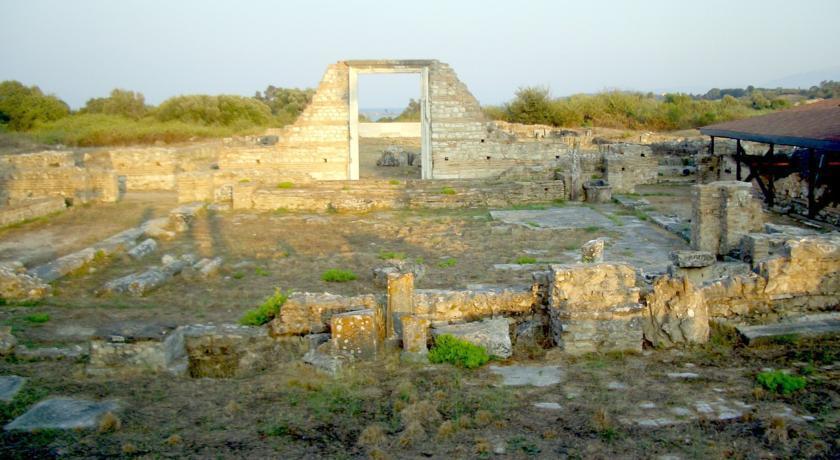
[81, 89, 147, 119]
[428, 334, 490, 369]
[254, 86, 314, 126]
[321, 268, 357, 282]
[30, 113, 257, 146]
[756, 371, 806, 395]
[239, 288, 288, 326]
[0, 80, 69, 130]
[24, 313, 50, 324]
[155, 94, 272, 127]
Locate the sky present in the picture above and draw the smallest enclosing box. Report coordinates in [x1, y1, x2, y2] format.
[1, 0, 839, 109]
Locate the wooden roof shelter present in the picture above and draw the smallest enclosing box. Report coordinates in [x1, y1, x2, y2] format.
[700, 99, 840, 218]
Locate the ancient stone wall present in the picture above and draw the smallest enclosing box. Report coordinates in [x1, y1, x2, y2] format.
[0, 151, 118, 206]
[601, 143, 659, 193]
[691, 181, 765, 256]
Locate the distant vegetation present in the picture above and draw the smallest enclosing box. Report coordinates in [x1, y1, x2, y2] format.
[376, 98, 421, 122]
[1, 78, 836, 147]
[0, 81, 314, 146]
[484, 80, 839, 131]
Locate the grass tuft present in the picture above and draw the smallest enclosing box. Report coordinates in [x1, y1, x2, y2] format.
[378, 251, 406, 260]
[756, 370, 806, 395]
[276, 181, 294, 189]
[321, 268, 357, 282]
[24, 313, 50, 324]
[437, 258, 457, 268]
[238, 288, 288, 326]
[428, 334, 490, 369]
[440, 187, 456, 195]
[515, 256, 537, 264]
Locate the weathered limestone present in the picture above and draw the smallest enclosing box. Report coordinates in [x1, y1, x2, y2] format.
[548, 263, 644, 354]
[432, 317, 512, 358]
[0, 262, 50, 301]
[670, 250, 715, 268]
[193, 257, 223, 278]
[268, 292, 380, 336]
[581, 239, 605, 263]
[169, 202, 206, 232]
[0, 326, 17, 355]
[98, 256, 188, 297]
[127, 238, 157, 260]
[643, 276, 709, 347]
[668, 261, 751, 285]
[0, 375, 26, 402]
[4, 398, 119, 432]
[182, 324, 297, 378]
[330, 308, 386, 358]
[87, 321, 181, 376]
[0, 197, 66, 227]
[412, 286, 535, 323]
[387, 272, 414, 338]
[401, 315, 431, 354]
[735, 313, 840, 345]
[582, 180, 612, 203]
[602, 143, 658, 193]
[691, 182, 765, 256]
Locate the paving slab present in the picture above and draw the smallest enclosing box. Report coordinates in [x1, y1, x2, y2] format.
[490, 206, 614, 230]
[4, 397, 119, 431]
[488, 364, 564, 387]
[737, 313, 840, 345]
[0, 376, 26, 402]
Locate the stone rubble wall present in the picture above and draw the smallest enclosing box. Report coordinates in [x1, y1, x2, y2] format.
[0, 151, 119, 205]
[691, 181, 765, 256]
[601, 143, 659, 193]
[0, 197, 66, 227]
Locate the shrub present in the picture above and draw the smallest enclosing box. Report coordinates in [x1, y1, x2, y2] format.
[438, 258, 457, 268]
[378, 251, 406, 260]
[321, 268, 357, 282]
[515, 256, 537, 264]
[0, 80, 69, 130]
[24, 313, 50, 324]
[756, 371, 806, 395]
[81, 89, 147, 119]
[440, 187, 456, 195]
[239, 288, 288, 326]
[428, 334, 490, 369]
[154, 94, 272, 127]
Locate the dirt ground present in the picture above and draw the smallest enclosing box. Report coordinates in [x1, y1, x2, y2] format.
[0, 332, 837, 458]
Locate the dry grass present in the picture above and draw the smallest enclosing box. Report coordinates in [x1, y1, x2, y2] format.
[97, 412, 121, 433]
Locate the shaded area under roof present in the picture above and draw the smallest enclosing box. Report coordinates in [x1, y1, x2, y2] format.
[700, 99, 840, 151]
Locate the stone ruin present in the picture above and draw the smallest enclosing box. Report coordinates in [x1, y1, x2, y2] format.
[0, 58, 837, 380]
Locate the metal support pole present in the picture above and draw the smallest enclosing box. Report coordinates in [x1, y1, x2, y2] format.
[735, 139, 742, 180]
[807, 149, 816, 218]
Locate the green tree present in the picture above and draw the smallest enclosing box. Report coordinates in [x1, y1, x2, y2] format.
[154, 95, 272, 127]
[81, 89, 147, 119]
[505, 86, 555, 125]
[254, 86, 314, 126]
[0, 80, 69, 130]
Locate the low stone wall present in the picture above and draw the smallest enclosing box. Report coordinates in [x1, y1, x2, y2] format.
[601, 143, 659, 193]
[0, 197, 66, 227]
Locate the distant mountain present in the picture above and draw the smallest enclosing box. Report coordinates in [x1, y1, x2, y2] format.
[763, 66, 840, 89]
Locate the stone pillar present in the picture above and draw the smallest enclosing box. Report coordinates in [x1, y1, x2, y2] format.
[386, 272, 414, 339]
[400, 315, 430, 354]
[581, 239, 605, 263]
[690, 181, 765, 256]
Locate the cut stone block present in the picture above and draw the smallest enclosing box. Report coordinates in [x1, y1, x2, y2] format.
[670, 250, 715, 268]
[387, 272, 414, 337]
[581, 239, 605, 263]
[0, 326, 17, 355]
[400, 315, 430, 354]
[182, 324, 302, 378]
[432, 317, 512, 358]
[98, 258, 187, 297]
[736, 313, 840, 345]
[330, 308, 386, 358]
[643, 276, 709, 347]
[0, 263, 50, 301]
[87, 321, 181, 376]
[667, 261, 751, 285]
[412, 286, 535, 324]
[127, 238, 157, 260]
[4, 398, 119, 431]
[488, 364, 563, 387]
[268, 292, 380, 336]
[0, 375, 26, 402]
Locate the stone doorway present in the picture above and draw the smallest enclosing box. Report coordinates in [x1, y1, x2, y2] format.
[347, 61, 432, 180]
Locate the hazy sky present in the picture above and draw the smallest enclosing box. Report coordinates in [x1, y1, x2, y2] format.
[2, 0, 839, 109]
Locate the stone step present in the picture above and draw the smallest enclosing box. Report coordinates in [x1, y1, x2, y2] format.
[736, 313, 840, 345]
